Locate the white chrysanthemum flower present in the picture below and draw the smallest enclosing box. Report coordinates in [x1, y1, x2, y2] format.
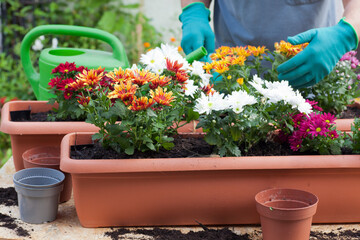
[248, 75, 266, 94]
[140, 48, 166, 72]
[226, 90, 257, 114]
[190, 61, 212, 86]
[252, 74, 264, 85]
[52, 38, 58, 48]
[297, 101, 313, 114]
[184, 80, 198, 98]
[194, 92, 227, 114]
[160, 43, 179, 58]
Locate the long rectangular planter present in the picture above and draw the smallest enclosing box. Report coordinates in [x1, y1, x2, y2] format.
[60, 132, 360, 227]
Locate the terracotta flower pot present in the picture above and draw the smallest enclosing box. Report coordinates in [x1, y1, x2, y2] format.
[335, 100, 360, 132]
[255, 188, 318, 240]
[0, 101, 98, 171]
[60, 132, 360, 227]
[22, 146, 72, 203]
[0, 101, 199, 171]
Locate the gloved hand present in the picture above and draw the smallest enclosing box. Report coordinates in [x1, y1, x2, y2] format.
[179, 2, 215, 56]
[277, 18, 358, 89]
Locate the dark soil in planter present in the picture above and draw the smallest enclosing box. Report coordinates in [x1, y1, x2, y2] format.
[339, 106, 360, 119]
[104, 227, 251, 240]
[70, 136, 352, 160]
[71, 136, 214, 159]
[11, 110, 84, 122]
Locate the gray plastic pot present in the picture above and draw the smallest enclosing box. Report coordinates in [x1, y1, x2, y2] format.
[13, 167, 65, 224]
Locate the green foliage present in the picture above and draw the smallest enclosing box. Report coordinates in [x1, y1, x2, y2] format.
[351, 118, 360, 153]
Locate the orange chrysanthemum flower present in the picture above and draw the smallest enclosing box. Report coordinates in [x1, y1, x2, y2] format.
[143, 42, 151, 48]
[232, 46, 251, 58]
[248, 46, 267, 57]
[150, 87, 175, 106]
[149, 75, 171, 89]
[203, 62, 214, 73]
[237, 78, 244, 85]
[128, 69, 158, 86]
[230, 55, 246, 66]
[128, 96, 154, 111]
[106, 67, 128, 84]
[76, 68, 104, 86]
[274, 40, 308, 57]
[107, 81, 137, 105]
[212, 60, 230, 74]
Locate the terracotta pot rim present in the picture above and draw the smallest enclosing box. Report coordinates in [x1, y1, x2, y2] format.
[0, 100, 98, 134]
[60, 132, 360, 174]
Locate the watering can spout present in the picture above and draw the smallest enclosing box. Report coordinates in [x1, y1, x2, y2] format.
[185, 47, 208, 64]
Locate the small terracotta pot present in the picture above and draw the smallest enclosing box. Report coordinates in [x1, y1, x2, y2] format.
[255, 188, 318, 240]
[22, 146, 72, 203]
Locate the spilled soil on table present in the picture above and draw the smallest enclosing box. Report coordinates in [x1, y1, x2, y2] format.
[104, 227, 252, 240]
[0, 187, 30, 237]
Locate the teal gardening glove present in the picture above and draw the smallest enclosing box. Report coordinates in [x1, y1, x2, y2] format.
[179, 2, 215, 58]
[277, 18, 359, 89]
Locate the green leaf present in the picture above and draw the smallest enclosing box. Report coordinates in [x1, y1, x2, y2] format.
[186, 108, 200, 122]
[125, 146, 135, 155]
[230, 127, 242, 142]
[146, 108, 157, 117]
[204, 132, 218, 145]
[146, 142, 156, 151]
[97, 10, 117, 32]
[162, 142, 174, 150]
[91, 133, 103, 141]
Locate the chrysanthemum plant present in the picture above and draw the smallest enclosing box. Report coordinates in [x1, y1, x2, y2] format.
[48, 62, 89, 120]
[271, 41, 360, 115]
[71, 44, 214, 155]
[197, 45, 353, 156]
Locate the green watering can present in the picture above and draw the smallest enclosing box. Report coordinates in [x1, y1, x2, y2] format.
[21, 25, 130, 100]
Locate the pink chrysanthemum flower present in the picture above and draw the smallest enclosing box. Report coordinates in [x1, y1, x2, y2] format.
[321, 113, 336, 126]
[328, 130, 339, 139]
[291, 113, 304, 128]
[289, 131, 303, 151]
[308, 114, 329, 137]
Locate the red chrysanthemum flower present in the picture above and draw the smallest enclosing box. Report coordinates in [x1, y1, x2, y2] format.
[166, 58, 183, 73]
[201, 84, 215, 96]
[51, 61, 77, 74]
[175, 70, 188, 84]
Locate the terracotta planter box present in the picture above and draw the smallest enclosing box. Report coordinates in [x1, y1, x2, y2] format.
[0, 101, 199, 171]
[0, 101, 99, 171]
[60, 132, 360, 227]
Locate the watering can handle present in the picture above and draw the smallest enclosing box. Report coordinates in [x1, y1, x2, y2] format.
[20, 24, 128, 94]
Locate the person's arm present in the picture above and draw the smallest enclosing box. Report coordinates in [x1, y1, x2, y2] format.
[181, 0, 211, 8]
[277, 1, 360, 88]
[179, 0, 215, 57]
[343, 0, 360, 37]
